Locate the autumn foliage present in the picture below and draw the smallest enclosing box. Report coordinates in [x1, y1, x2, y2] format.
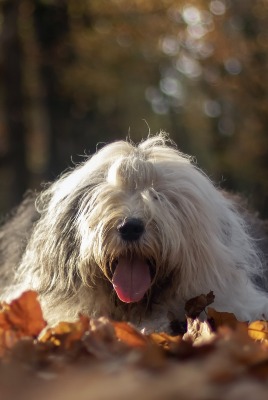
[0, 291, 268, 399]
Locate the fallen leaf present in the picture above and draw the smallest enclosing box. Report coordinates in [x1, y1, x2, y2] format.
[83, 318, 128, 359]
[185, 291, 215, 318]
[248, 320, 268, 341]
[39, 316, 90, 349]
[112, 321, 149, 348]
[207, 308, 241, 330]
[0, 291, 46, 337]
[149, 332, 182, 349]
[0, 291, 47, 356]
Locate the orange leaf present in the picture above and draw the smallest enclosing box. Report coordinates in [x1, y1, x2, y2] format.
[39, 316, 90, 348]
[149, 332, 182, 349]
[112, 321, 149, 347]
[0, 309, 10, 330]
[5, 291, 47, 337]
[248, 321, 268, 341]
[0, 291, 47, 357]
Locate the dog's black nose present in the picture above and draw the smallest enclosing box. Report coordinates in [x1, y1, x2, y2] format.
[117, 218, 145, 241]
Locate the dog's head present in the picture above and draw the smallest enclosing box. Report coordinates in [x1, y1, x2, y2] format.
[31, 134, 236, 307]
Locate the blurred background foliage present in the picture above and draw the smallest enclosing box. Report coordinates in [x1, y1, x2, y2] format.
[0, 0, 267, 217]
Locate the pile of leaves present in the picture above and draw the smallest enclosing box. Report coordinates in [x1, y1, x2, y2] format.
[1, 291, 268, 400]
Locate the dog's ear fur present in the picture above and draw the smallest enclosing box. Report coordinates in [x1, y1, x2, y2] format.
[19, 187, 87, 295]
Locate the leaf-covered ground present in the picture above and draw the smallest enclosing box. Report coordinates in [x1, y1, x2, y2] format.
[1, 291, 268, 400]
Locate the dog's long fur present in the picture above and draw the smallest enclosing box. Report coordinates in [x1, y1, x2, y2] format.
[0, 134, 268, 332]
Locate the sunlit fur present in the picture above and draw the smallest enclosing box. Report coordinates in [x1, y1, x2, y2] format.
[3, 134, 268, 331]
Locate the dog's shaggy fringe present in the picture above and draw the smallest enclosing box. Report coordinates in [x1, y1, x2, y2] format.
[0, 133, 268, 331]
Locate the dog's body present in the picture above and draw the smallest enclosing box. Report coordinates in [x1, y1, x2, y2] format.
[0, 135, 268, 332]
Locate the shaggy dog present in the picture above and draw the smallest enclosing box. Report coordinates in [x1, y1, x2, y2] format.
[0, 134, 268, 332]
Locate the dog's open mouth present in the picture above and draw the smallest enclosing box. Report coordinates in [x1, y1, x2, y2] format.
[111, 256, 154, 303]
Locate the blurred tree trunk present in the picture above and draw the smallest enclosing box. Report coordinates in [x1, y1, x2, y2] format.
[32, 0, 70, 179]
[1, 0, 28, 206]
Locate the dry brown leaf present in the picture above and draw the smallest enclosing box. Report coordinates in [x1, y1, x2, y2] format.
[207, 308, 242, 330]
[185, 291, 215, 318]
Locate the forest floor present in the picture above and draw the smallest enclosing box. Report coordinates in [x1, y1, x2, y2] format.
[0, 291, 268, 400]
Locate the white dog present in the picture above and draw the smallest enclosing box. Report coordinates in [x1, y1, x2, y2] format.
[0, 134, 267, 332]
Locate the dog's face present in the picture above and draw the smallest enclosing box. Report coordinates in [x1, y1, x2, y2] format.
[35, 135, 227, 310]
[57, 135, 219, 306]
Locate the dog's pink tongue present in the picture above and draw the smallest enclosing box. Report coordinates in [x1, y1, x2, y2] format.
[112, 256, 151, 303]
